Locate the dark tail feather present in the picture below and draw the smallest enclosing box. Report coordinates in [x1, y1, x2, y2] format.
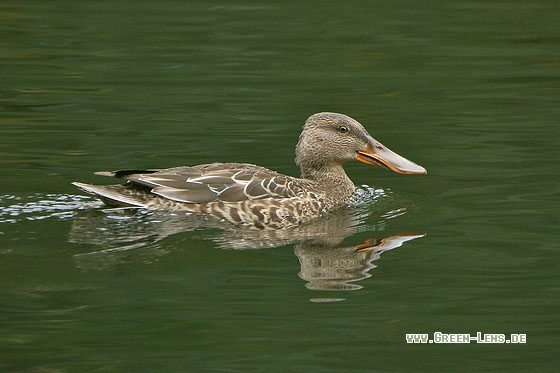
[94, 169, 161, 178]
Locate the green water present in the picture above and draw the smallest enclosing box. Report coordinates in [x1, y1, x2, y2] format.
[1, 0, 558, 371]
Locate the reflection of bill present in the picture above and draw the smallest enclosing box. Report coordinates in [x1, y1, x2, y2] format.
[296, 234, 425, 291]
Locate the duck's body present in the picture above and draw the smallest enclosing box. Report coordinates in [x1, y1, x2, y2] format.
[73, 112, 426, 229]
[74, 162, 353, 229]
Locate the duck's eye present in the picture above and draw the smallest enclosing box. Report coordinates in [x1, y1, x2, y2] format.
[338, 125, 349, 133]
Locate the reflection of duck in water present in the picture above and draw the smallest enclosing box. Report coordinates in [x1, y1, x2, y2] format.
[296, 234, 425, 291]
[70, 200, 425, 292]
[73, 112, 426, 229]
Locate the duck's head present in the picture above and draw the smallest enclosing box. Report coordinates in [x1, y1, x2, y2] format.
[295, 112, 426, 176]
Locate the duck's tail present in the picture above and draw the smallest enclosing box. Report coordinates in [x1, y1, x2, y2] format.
[72, 182, 149, 208]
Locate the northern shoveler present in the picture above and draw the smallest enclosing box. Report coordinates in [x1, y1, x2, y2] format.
[73, 112, 426, 229]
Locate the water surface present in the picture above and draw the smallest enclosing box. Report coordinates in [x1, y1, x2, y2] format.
[1, 0, 558, 371]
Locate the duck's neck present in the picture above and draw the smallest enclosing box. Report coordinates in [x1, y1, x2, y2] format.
[300, 164, 356, 199]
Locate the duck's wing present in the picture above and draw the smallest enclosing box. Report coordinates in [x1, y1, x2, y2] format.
[97, 163, 304, 204]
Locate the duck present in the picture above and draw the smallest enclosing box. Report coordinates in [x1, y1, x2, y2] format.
[73, 112, 426, 229]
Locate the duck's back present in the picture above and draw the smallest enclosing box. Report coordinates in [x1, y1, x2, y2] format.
[73, 162, 333, 228]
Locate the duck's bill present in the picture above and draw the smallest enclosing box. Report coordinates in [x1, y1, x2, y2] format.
[356, 139, 427, 174]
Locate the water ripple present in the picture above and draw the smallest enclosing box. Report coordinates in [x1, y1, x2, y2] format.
[347, 185, 389, 207]
[0, 194, 100, 223]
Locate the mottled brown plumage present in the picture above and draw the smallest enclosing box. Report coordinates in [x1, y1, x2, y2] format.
[73, 112, 426, 229]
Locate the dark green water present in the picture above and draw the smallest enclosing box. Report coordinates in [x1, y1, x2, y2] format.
[1, 1, 558, 371]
